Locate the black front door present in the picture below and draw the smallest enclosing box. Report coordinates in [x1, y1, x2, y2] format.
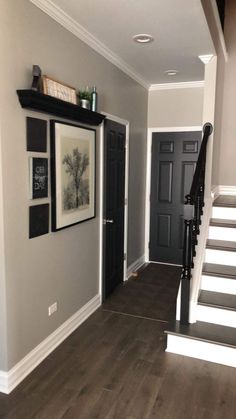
[149, 131, 201, 265]
[103, 119, 126, 299]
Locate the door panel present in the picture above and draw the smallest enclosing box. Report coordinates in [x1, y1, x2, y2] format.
[158, 161, 173, 202]
[149, 131, 201, 265]
[104, 119, 126, 298]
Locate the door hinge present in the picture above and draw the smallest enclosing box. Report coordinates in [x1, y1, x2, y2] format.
[125, 197, 128, 205]
[124, 253, 127, 260]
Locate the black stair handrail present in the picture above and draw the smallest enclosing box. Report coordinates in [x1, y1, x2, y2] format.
[180, 122, 213, 324]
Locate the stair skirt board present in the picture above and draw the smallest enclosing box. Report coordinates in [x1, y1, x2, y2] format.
[196, 305, 236, 328]
[201, 274, 236, 295]
[166, 334, 236, 368]
[212, 206, 236, 220]
[205, 249, 236, 266]
[208, 226, 236, 242]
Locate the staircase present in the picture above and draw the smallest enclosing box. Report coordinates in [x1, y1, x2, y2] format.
[165, 195, 236, 368]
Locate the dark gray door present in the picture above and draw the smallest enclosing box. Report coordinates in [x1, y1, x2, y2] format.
[149, 131, 201, 265]
[103, 119, 126, 299]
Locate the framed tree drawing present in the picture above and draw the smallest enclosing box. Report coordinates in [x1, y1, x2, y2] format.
[50, 121, 96, 231]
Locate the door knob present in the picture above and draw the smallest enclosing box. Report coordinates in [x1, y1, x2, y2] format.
[104, 219, 114, 224]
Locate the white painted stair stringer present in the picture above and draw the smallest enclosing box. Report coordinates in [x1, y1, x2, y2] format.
[205, 248, 236, 266]
[201, 274, 236, 295]
[196, 304, 236, 328]
[209, 226, 236, 241]
[187, 196, 213, 323]
[166, 334, 236, 368]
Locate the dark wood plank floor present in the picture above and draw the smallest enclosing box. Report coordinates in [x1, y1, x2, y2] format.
[103, 263, 181, 322]
[0, 263, 235, 418]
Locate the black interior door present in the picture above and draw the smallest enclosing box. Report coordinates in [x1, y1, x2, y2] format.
[149, 131, 201, 265]
[103, 119, 126, 299]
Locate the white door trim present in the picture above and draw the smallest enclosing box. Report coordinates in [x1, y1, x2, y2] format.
[145, 126, 202, 262]
[99, 113, 130, 300]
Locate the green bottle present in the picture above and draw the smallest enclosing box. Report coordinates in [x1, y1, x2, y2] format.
[91, 86, 97, 112]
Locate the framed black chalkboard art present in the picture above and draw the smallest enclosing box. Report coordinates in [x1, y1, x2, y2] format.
[30, 157, 48, 199]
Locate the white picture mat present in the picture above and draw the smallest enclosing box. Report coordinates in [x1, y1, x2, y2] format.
[54, 123, 95, 229]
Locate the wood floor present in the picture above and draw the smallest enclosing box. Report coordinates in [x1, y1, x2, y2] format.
[0, 264, 236, 418]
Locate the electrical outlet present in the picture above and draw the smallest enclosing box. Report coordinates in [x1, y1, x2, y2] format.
[48, 302, 57, 316]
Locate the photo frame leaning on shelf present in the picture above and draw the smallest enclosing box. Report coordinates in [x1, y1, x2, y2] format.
[43, 75, 77, 104]
[50, 120, 96, 231]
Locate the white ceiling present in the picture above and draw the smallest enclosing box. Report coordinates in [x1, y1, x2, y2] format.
[31, 0, 216, 88]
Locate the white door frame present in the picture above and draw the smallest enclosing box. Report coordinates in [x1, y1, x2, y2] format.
[99, 113, 130, 300]
[145, 126, 202, 264]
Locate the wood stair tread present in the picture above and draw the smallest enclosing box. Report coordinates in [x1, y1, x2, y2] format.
[206, 239, 236, 251]
[202, 263, 236, 279]
[165, 320, 236, 348]
[210, 218, 236, 228]
[198, 290, 236, 311]
[214, 195, 236, 208]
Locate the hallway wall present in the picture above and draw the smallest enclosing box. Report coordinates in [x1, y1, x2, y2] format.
[202, 0, 236, 187]
[217, 0, 236, 185]
[148, 87, 204, 128]
[0, 0, 147, 370]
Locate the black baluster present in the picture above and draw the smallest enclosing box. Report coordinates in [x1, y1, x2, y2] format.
[180, 198, 194, 324]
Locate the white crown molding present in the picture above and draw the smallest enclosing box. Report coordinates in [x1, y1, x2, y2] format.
[198, 54, 214, 64]
[0, 294, 101, 394]
[29, 0, 149, 90]
[210, 0, 228, 62]
[149, 81, 205, 91]
[148, 126, 202, 132]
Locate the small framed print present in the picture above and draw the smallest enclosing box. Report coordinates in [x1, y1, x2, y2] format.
[42, 75, 77, 104]
[30, 157, 48, 199]
[29, 204, 49, 239]
[26, 117, 47, 152]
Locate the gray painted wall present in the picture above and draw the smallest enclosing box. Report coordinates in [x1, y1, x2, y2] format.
[0, 0, 147, 370]
[202, 0, 236, 187]
[148, 88, 204, 127]
[217, 0, 236, 185]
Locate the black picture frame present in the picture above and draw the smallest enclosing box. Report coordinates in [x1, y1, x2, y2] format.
[30, 157, 48, 199]
[29, 204, 49, 238]
[50, 120, 96, 231]
[26, 117, 47, 152]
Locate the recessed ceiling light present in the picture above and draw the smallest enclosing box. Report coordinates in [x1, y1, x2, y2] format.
[165, 70, 178, 76]
[133, 34, 154, 44]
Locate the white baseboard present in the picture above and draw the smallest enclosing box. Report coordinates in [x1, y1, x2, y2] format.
[218, 185, 236, 195]
[0, 294, 101, 394]
[127, 255, 145, 279]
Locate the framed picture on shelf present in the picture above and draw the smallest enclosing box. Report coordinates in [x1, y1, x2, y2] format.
[42, 75, 77, 104]
[50, 121, 96, 231]
[30, 157, 48, 199]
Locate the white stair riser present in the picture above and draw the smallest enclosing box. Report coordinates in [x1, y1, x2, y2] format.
[212, 206, 236, 220]
[209, 226, 236, 242]
[201, 274, 236, 295]
[196, 305, 236, 328]
[205, 248, 236, 266]
[166, 334, 236, 368]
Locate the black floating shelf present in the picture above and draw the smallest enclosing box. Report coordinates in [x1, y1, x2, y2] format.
[16, 89, 105, 126]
